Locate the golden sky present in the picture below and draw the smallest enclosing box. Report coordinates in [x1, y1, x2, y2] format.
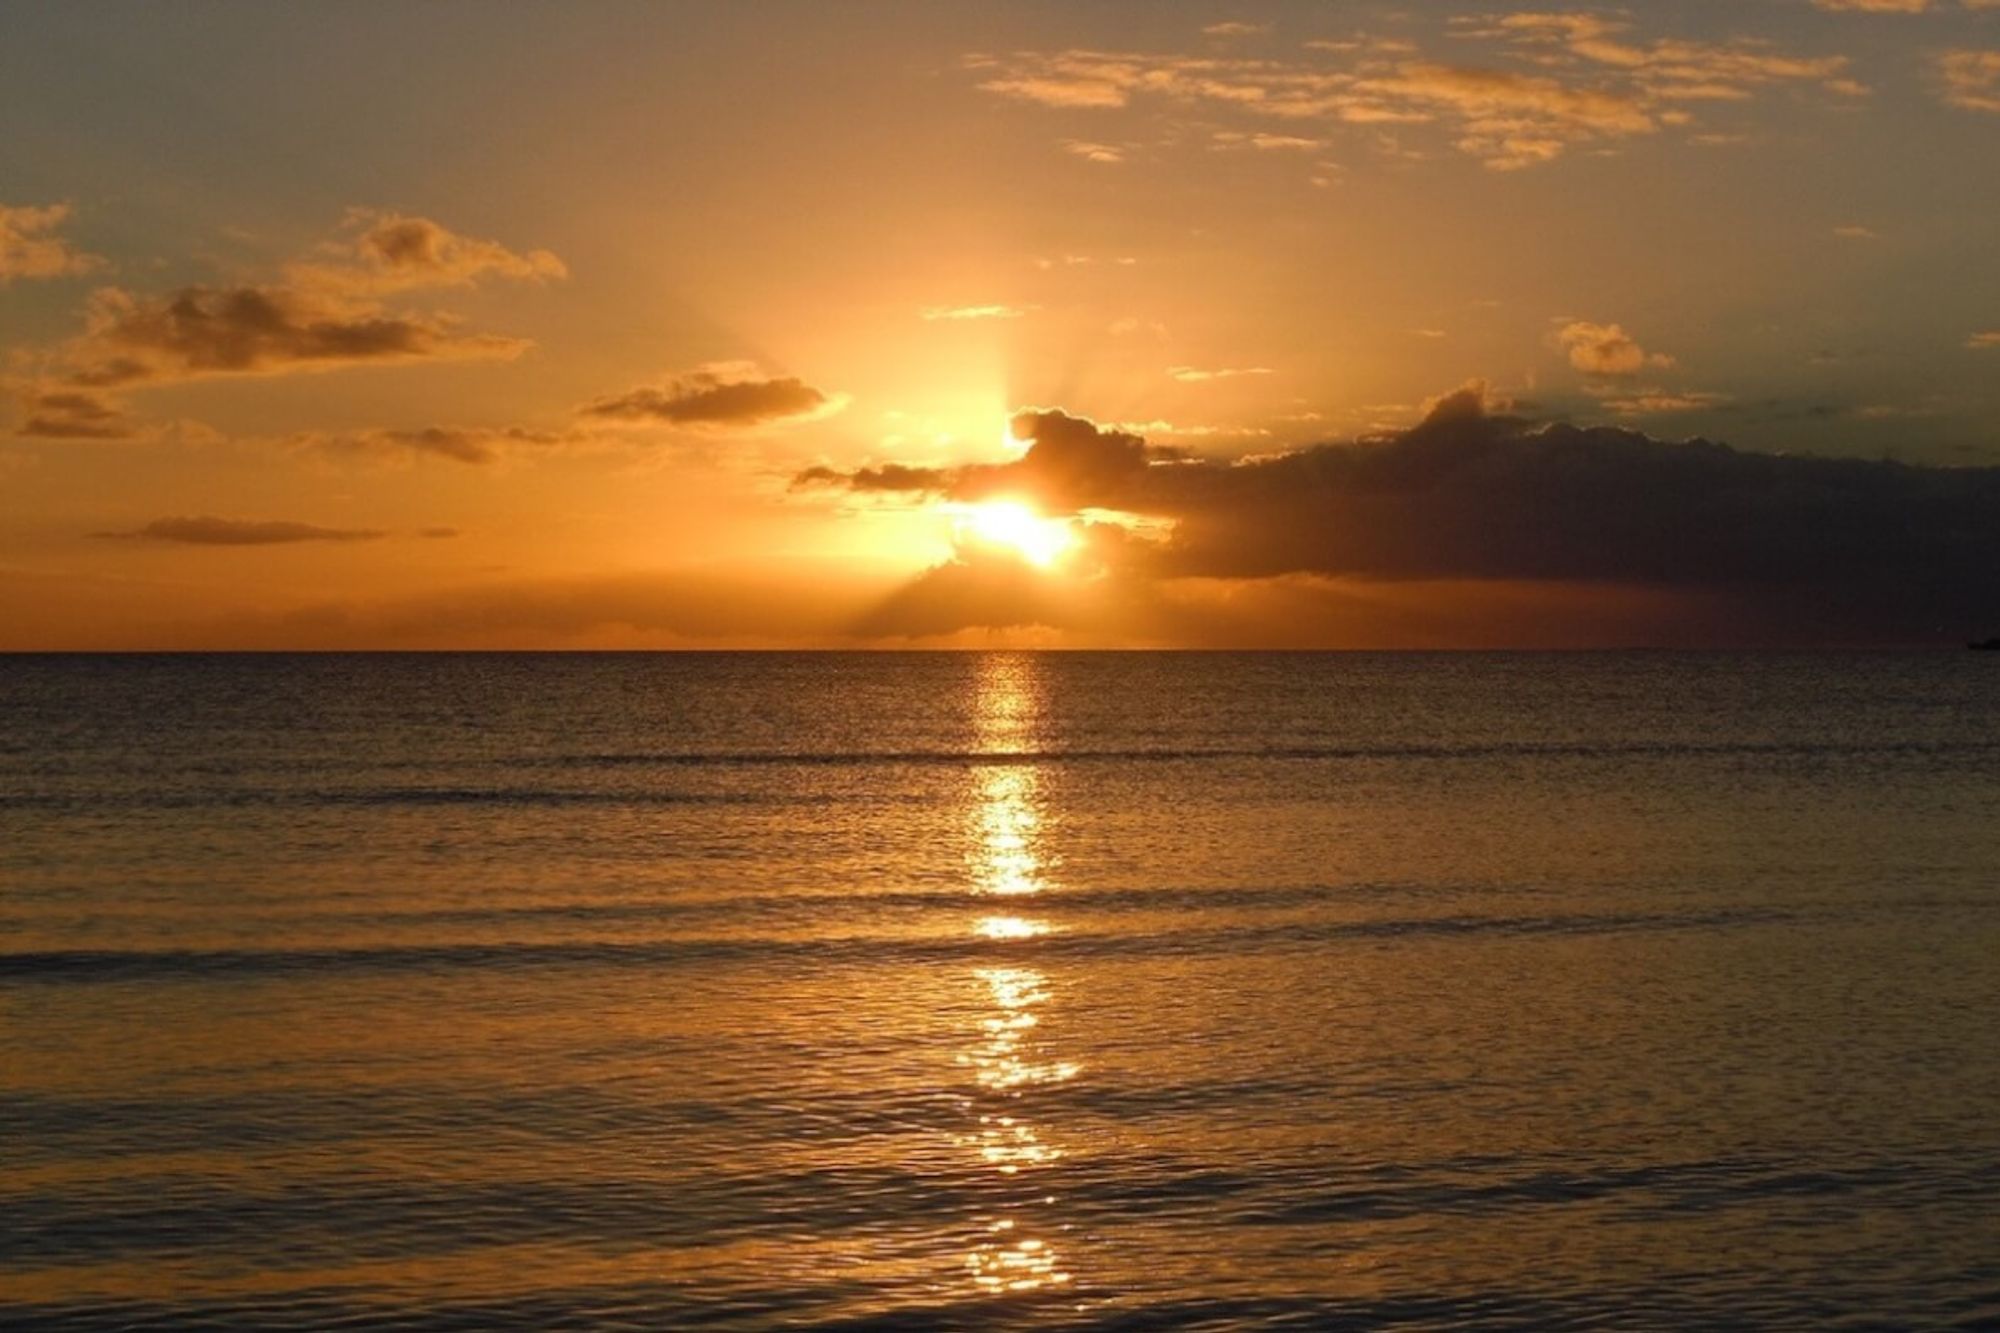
[3, 1, 1998, 647]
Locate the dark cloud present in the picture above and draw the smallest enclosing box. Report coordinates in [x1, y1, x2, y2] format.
[35, 212, 559, 392]
[17, 391, 136, 440]
[95, 516, 387, 545]
[793, 461, 952, 493]
[793, 408, 1176, 507]
[299, 424, 570, 466]
[803, 388, 2000, 642]
[584, 366, 836, 429]
[65, 285, 527, 388]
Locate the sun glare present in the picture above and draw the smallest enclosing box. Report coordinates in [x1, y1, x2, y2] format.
[954, 500, 1076, 569]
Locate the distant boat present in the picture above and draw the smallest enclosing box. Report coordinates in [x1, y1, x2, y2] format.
[1972, 638, 2000, 651]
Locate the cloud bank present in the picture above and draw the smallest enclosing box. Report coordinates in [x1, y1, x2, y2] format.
[800, 387, 2000, 642]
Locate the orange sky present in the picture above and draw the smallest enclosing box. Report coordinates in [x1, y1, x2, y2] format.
[3, 2, 1998, 647]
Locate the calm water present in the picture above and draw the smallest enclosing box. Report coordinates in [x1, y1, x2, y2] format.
[4, 652, 2000, 1330]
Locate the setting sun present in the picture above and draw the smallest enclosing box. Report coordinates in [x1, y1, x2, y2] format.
[951, 500, 1076, 569]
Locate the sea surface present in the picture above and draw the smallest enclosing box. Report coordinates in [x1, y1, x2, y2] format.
[4, 652, 1999, 1331]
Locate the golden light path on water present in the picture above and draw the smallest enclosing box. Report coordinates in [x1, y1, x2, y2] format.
[958, 654, 1076, 1296]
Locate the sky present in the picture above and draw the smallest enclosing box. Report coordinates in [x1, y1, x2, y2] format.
[2, 0, 1997, 648]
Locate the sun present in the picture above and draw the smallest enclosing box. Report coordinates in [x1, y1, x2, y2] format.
[952, 500, 1077, 569]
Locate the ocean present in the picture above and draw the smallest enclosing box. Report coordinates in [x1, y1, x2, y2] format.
[4, 652, 1999, 1330]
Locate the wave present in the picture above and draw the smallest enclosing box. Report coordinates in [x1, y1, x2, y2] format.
[0, 904, 1809, 985]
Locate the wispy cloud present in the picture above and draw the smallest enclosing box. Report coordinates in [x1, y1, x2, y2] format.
[0, 202, 104, 282]
[921, 304, 1033, 320]
[295, 424, 574, 466]
[1169, 365, 1275, 382]
[0, 203, 104, 284]
[94, 516, 386, 545]
[1939, 50, 2000, 112]
[1599, 389, 1729, 414]
[15, 390, 136, 440]
[582, 363, 843, 429]
[969, 14, 1860, 171]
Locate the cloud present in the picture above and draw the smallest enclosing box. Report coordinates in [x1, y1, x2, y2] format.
[1832, 225, 1880, 240]
[1814, 0, 1930, 10]
[15, 390, 137, 440]
[921, 304, 1031, 320]
[969, 18, 1858, 170]
[288, 211, 568, 294]
[1357, 62, 1656, 170]
[1598, 389, 1729, 415]
[31, 211, 560, 392]
[1212, 130, 1323, 150]
[95, 516, 386, 545]
[793, 461, 954, 493]
[1939, 50, 2000, 112]
[795, 408, 1174, 512]
[582, 364, 840, 429]
[296, 424, 572, 465]
[977, 75, 1129, 108]
[1170, 365, 1275, 382]
[0, 203, 104, 284]
[57, 284, 530, 389]
[1970, 331, 2000, 349]
[1204, 22, 1270, 37]
[1062, 139, 1127, 163]
[795, 392, 2000, 642]
[1556, 321, 1675, 376]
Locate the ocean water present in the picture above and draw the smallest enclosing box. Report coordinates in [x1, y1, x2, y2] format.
[4, 651, 1999, 1331]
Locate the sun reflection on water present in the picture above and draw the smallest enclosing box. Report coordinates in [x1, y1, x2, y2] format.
[957, 654, 1075, 1296]
[972, 768, 1045, 896]
[973, 914, 1050, 941]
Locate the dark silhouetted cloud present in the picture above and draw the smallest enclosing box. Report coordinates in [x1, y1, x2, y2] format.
[583, 364, 839, 429]
[35, 212, 560, 392]
[800, 388, 2000, 642]
[62, 285, 528, 389]
[96, 516, 387, 545]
